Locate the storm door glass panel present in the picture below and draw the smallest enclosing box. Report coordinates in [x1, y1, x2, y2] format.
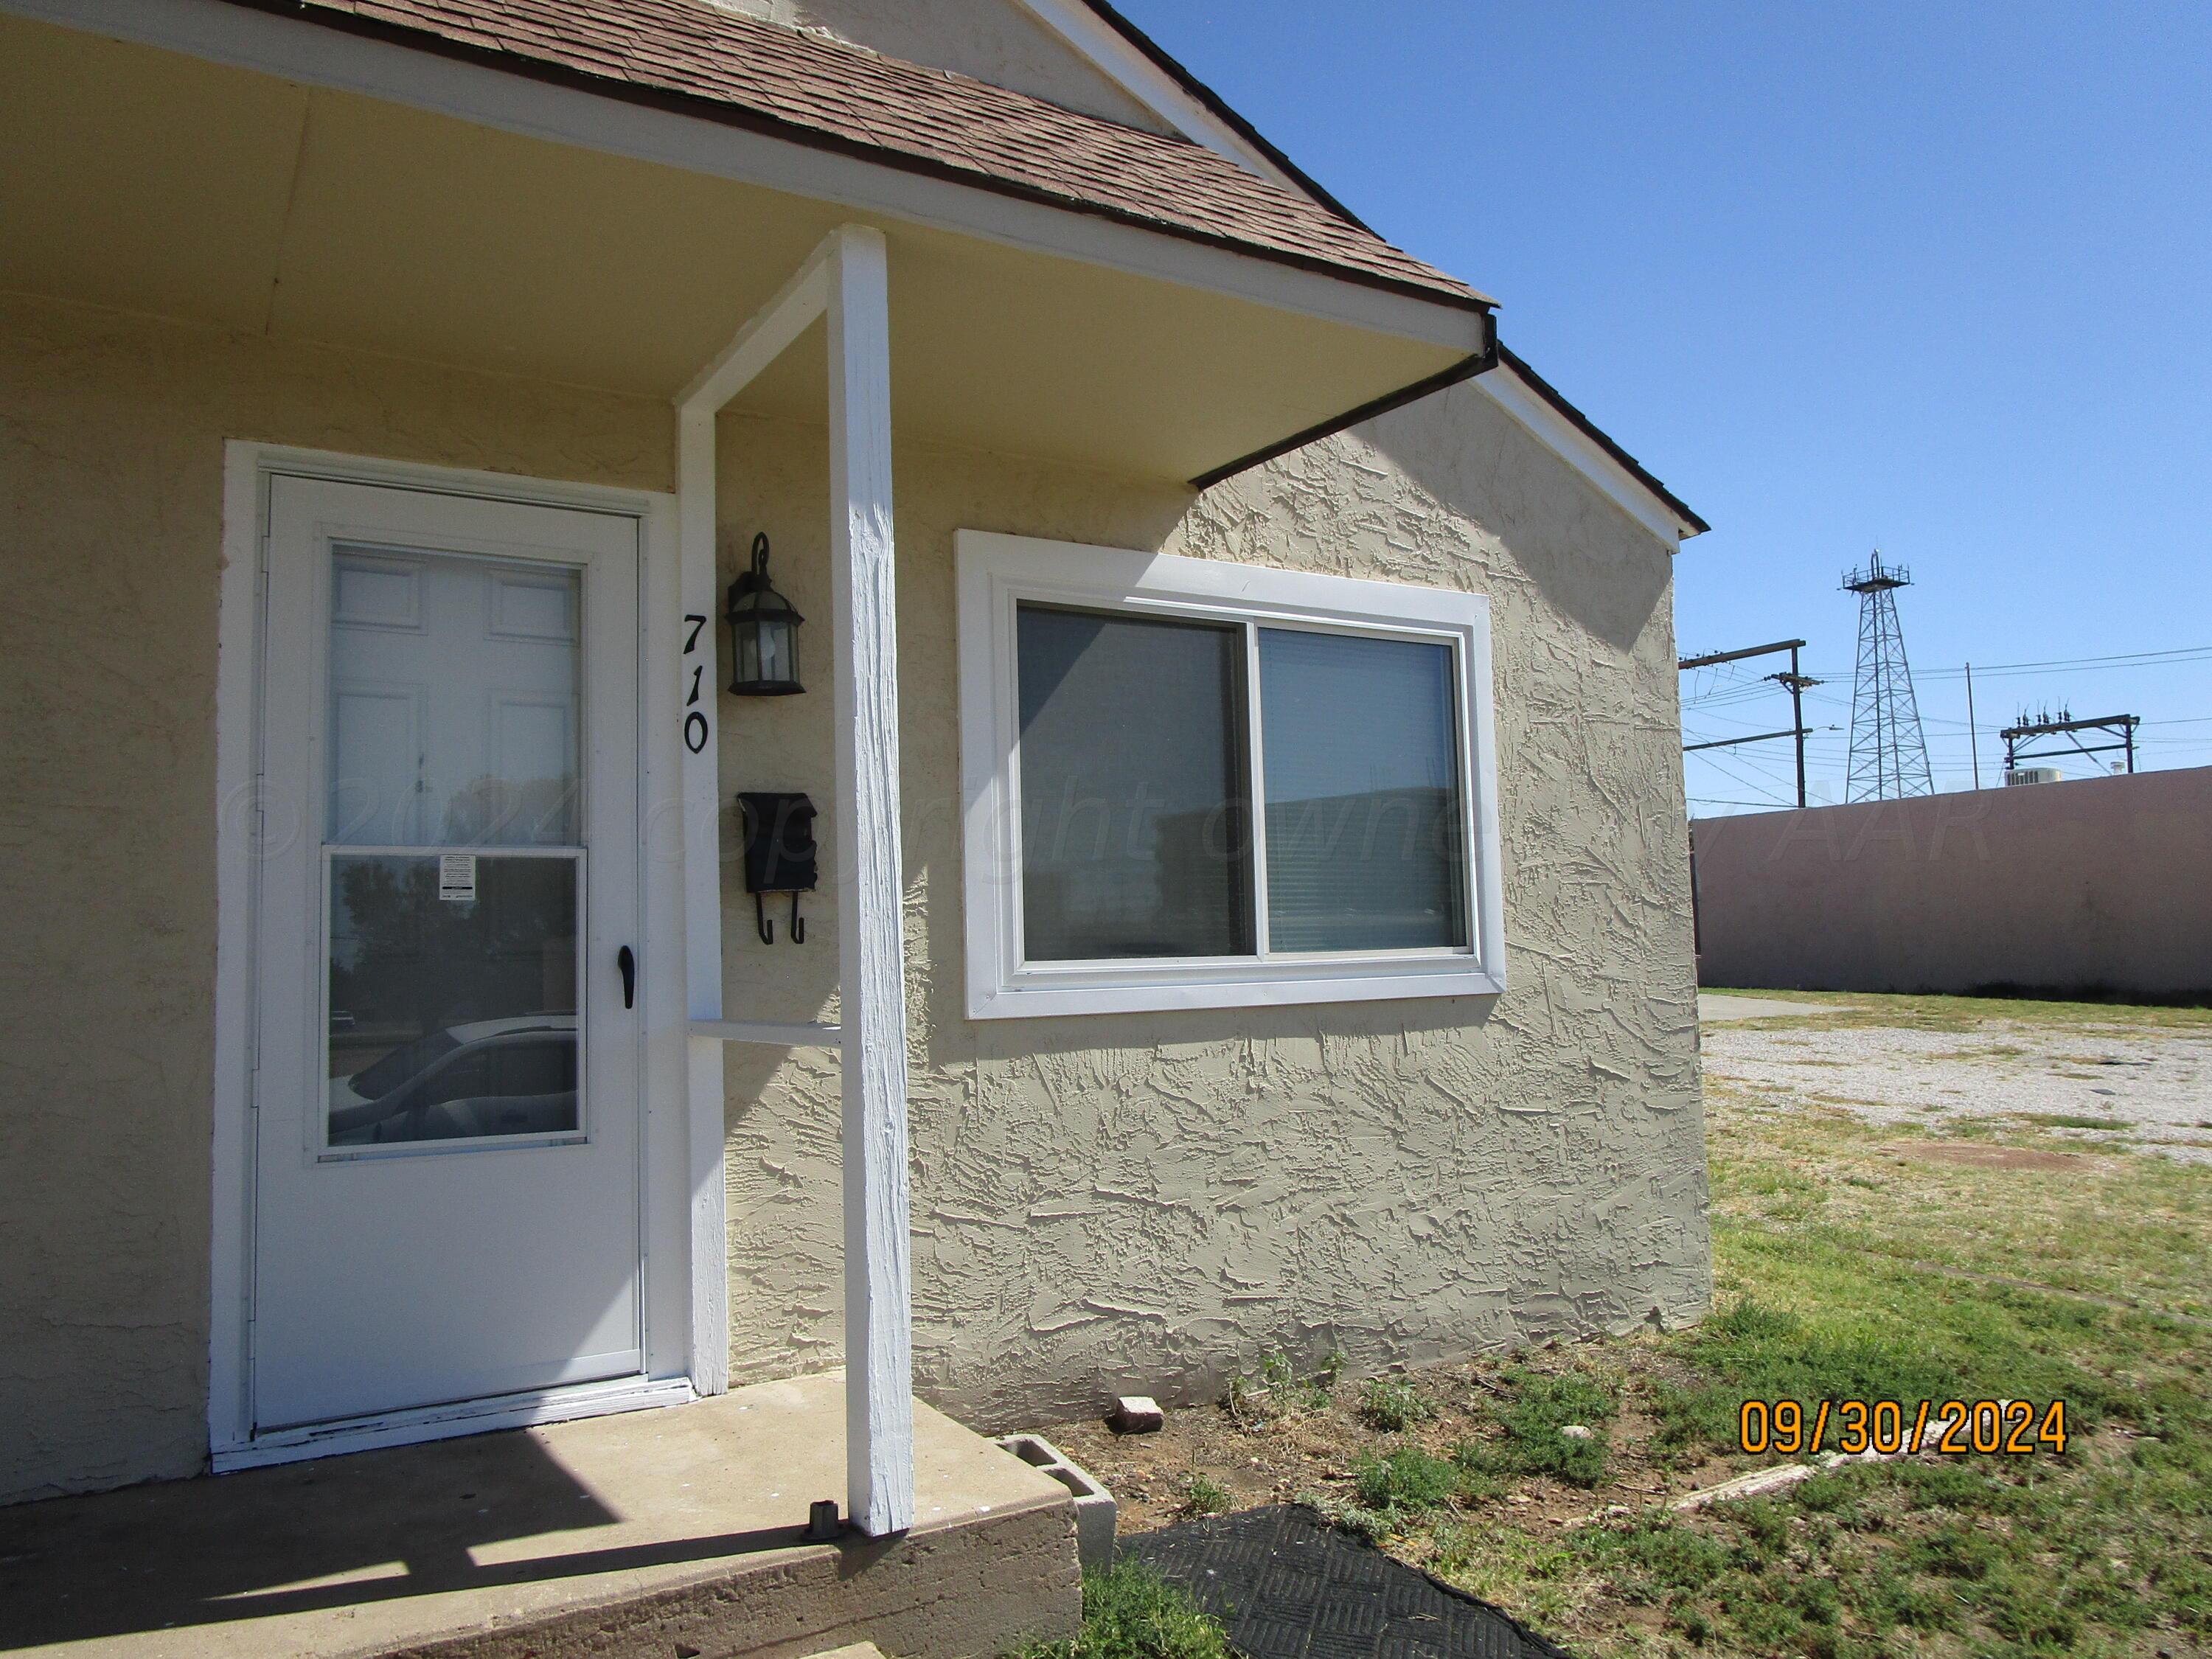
[1257, 629, 1467, 953]
[1015, 605, 1253, 961]
[327, 854, 579, 1145]
[327, 548, 581, 846]
[324, 547, 584, 1147]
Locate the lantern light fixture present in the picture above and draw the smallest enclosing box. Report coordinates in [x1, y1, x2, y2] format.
[726, 531, 804, 695]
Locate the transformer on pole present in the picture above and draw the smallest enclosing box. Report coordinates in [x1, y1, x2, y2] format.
[2000, 707, 2140, 779]
[1842, 552, 1934, 802]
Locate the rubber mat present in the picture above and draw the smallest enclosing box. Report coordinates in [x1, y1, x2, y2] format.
[1121, 1504, 1574, 1659]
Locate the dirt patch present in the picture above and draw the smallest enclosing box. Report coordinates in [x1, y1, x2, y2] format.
[1877, 1140, 2088, 1172]
[1034, 1346, 1739, 1541]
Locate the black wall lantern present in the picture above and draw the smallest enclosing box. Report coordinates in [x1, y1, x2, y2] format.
[726, 531, 804, 695]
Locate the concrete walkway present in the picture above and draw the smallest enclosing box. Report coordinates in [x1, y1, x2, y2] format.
[0, 1372, 1077, 1659]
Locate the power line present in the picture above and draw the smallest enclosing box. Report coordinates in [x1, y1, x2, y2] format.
[1740, 644, 2212, 687]
[1919, 643, 2212, 679]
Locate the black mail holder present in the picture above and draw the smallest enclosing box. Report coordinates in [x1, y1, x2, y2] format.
[738, 792, 817, 945]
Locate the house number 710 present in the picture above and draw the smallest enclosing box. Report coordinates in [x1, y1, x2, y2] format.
[682, 613, 710, 754]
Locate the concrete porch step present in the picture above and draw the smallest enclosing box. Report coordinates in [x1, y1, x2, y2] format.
[0, 1373, 1080, 1659]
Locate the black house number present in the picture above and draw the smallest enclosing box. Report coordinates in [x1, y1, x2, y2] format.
[683, 612, 710, 754]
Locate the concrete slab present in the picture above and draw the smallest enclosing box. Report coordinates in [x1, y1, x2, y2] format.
[1698, 992, 1846, 1022]
[0, 1372, 1079, 1659]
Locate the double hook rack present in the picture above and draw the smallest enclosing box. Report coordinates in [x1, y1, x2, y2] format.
[737, 792, 817, 947]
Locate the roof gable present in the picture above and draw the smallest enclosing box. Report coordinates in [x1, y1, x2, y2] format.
[1051, 0, 1372, 226]
[706, 0, 1176, 136]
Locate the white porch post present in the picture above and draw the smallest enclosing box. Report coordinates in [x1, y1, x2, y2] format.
[826, 226, 914, 1538]
[678, 404, 731, 1397]
[675, 224, 912, 1538]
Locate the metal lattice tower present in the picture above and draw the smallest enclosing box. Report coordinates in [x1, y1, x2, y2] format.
[1842, 552, 1934, 801]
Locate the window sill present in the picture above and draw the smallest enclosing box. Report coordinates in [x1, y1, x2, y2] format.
[968, 956, 1506, 1020]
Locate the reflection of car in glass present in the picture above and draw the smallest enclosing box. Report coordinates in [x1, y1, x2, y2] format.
[329, 1015, 577, 1145]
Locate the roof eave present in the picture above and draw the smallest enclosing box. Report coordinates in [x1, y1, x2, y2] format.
[201, 0, 1492, 316]
[1070, 0, 1376, 232]
[1189, 335, 1708, 547]
[1492, 344, 1709, 540]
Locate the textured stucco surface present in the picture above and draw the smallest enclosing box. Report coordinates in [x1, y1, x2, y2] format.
[0, 293, 669, 1503]
[0, 286, 1704, 1501]
[712, 374, 1709, 1428]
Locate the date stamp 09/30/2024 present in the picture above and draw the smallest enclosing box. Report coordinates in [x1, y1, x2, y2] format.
[1737, 1399, 2071, 1458]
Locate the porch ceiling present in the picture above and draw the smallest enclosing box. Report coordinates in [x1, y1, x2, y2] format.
[0, 13, 1475, 481]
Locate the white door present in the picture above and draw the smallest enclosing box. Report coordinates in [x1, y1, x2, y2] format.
[251, 476, 644, 1431]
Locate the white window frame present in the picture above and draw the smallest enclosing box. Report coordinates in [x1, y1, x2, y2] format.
[956, 530, 1506, 1019]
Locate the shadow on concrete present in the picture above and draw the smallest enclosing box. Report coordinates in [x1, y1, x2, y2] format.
[0, 1425, 821, 1650]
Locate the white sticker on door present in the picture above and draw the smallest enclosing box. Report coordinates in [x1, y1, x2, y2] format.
[438, 852, 479, 902]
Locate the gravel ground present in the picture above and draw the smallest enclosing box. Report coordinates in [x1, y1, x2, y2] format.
[1700, 1018, 2212, 1164]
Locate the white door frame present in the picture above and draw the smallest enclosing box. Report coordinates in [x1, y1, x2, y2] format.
[210, 442, 711, 1469]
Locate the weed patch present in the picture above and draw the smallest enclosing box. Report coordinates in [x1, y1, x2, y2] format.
[1355, 1376, 1433, 1431]
[1457, 1369, 1615, 1486]
[1175, 1472, 1229, 1518]
[2020, 1111, 2133, 1131]
[1011, 1559, 1230, 1659]
[1225, 1349, 1341, 1425]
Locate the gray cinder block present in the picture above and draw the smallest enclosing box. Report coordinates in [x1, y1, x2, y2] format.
[996, 1433, 1116, 1571]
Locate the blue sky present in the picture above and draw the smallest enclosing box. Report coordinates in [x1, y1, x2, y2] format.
[1113, 0, 2212, 811]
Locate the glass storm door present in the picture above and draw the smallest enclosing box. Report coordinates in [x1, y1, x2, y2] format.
[251, 476, 644, 1431]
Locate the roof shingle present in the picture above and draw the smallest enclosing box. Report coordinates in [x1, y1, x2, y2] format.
[223, 0, 1489, 309]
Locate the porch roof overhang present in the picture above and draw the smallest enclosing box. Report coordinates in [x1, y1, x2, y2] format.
[0, 0, 1493, 485]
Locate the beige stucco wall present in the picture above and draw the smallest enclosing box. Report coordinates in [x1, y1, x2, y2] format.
[0, 293, 672, 1503]
[0, 286, 1704, 1501]
[712, 375, 1708, 1428]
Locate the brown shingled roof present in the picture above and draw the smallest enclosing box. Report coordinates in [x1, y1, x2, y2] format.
[218, 0, 1489, 310]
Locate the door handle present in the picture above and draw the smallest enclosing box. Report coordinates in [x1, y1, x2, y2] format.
[618, 945, 636, 1010]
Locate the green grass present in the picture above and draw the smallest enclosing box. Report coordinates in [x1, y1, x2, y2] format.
[1011, 1560, 1231, 1659]
[1458, 1368, 1616, 1486]
[2017, 1112, 2132, 1131]
[1401, 995, 2212, 1656]
[1330, 1443, 1491, 1538]
[1352, 1444, 1463, 1512]
[1355, 1376, 1434, 1431]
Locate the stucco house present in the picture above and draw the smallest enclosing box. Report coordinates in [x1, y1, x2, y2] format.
[0, 0, 1710, 1651]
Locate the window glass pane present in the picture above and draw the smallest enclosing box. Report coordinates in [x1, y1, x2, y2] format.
[1258, 629, 1467, 952]
[1016, 605, 1252, 960]
[327, 852, 580, 1146]
[327, 548, 581, 847]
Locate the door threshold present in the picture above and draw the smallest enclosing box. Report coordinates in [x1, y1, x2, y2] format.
[215, 1374, 697, 1472]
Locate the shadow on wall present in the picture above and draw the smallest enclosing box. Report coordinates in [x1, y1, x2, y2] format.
[949, 992, 1500, 1069]
[1365, 378, 1674, 657]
